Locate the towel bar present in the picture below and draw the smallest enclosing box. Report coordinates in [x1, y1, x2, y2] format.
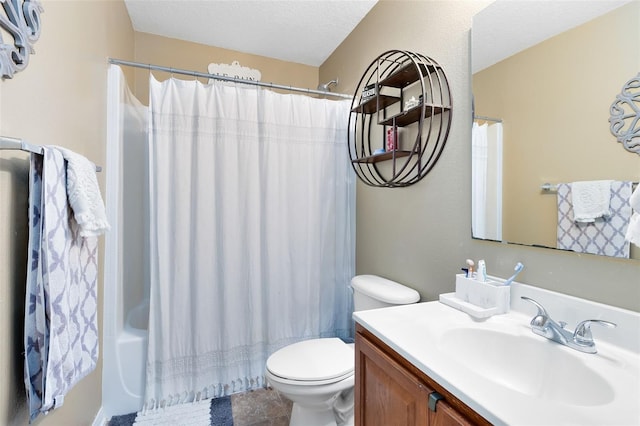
[542, 181, 638, 193]
[0, 136, 102, 172]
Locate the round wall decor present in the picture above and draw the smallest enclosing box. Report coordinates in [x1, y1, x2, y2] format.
[0, 0, 44, 79]
[609, 73, 640, 155]
[348, 50, 452, 187]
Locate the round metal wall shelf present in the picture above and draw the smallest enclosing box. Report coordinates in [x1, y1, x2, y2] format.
[348, 50, 452, 187]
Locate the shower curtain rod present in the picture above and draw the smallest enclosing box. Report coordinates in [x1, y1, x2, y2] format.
[0, 135, 102, 172]
[474, 115, 502, 123]
[541, 181, 638, 192]
[109, 58, 353, 99]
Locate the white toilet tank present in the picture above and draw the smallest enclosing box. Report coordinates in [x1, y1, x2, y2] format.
[351, 275, 420, 311]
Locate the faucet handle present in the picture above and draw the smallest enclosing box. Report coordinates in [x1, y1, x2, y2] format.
[521, 296, 550, 327]
[520, 296, 549, 315]
[573, 319, 617, 345]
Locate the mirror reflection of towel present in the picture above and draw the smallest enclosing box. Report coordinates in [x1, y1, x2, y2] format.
[631, 184, 640, 211]
[557, 181, 632, 258]
[570, 180, 613, 223]
[625, 185, 640, 247]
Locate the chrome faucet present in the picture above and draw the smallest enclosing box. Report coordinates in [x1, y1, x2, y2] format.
[521, 296, 616, 354]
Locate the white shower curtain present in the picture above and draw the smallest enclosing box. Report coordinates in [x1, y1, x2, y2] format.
[472, 122, 489, 239]
[472, 122, 503, 241]
[145, 75, 355, 407]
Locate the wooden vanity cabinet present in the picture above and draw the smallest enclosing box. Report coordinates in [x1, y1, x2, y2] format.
[355, 324, 490, 426]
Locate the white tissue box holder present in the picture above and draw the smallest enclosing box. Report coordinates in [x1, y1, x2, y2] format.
[439, 274, 510, 318]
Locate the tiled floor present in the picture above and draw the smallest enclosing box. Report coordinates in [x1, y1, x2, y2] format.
[230, 387, 293, 426]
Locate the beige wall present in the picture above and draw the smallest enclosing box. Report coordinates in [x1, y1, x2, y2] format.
[131, 32, 319, 104]
[321, 0, 640, 312]
[473, 2, 639, 258]
[0, 1, 134, 424]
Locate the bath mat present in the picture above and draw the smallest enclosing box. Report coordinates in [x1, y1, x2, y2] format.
[108, 396, 233, 426]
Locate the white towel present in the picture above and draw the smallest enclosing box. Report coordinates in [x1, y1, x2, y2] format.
[53, 146, 109, 236]
[625, 214, 640, 247]
[630, 184, 640, 212]
[625, 185, 640, 247]
[570, 180, 613, 223]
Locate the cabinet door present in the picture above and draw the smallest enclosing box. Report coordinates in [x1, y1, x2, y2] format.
[429, 398, 472, 426]
[355, 332, 431, 426]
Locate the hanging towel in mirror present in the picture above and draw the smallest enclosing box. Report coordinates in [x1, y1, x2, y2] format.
[630, 183, 640, 211]
[557, 181, 632, 258]
[570, 180, 613, 223]
[625, 185, 640, 247]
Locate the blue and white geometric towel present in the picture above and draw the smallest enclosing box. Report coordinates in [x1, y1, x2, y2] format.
[24, 148, 100, 422]
[24, 152, 46, 421]
[557, 181, 632, 258]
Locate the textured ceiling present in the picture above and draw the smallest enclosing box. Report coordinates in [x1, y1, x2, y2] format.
[123, 0, 378, 67]
[472, 0, 631, 73]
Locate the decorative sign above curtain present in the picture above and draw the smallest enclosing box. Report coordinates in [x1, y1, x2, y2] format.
[207, 61, 262, 84]
[0, 0, 44, 79]
[609, 73, 640, 155]
[348, 50, 452, 187]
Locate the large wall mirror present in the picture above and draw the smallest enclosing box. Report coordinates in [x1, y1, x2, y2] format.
[472, 0, 640, 260]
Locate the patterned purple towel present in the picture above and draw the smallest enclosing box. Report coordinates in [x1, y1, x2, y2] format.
[557, 181, 632, 258]
[24, 148, 100, 421]
[24, 152, 46, 422]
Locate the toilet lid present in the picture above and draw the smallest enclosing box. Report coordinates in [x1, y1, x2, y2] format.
[266, 338, 354, 382]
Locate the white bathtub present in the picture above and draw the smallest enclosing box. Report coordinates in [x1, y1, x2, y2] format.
[103, 68, 150, 419]
[103, 300, 149, 417]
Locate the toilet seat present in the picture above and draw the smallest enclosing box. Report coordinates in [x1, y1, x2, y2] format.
[266, 338, 354, 386]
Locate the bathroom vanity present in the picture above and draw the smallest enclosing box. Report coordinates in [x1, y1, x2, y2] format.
[355, 323, 488, 425]
[353, 282, 640, 426]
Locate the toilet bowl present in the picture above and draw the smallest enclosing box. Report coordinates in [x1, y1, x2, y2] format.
[265, 275, 420, 426]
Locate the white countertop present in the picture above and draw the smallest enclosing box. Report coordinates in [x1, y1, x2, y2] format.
[354, 297, 640, 426]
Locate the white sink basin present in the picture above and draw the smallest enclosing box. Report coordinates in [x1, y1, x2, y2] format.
[438, 328, 615, 406]
[353, 285, 640, 426]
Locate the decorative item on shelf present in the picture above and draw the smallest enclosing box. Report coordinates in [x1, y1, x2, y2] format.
[386, 127, 398, 151]
[348, 50, 452, 187]
[609, 73, 640, 155]
[361, 83, 377, 102]
[404, 96, 421, 110]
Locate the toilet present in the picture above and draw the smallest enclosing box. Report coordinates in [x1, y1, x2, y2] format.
[265, 275, 420, 426]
